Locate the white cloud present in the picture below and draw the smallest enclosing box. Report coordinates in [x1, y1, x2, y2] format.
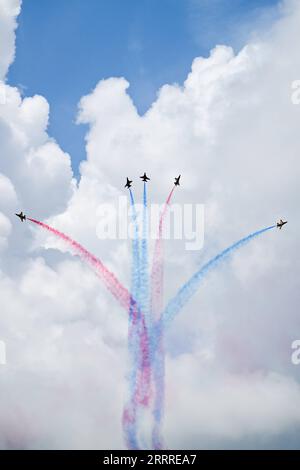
[0, 211, 11, 250]
[0, 0, 300, 449]
[0, 0, 21, 80]
[166, 363, 300, 448]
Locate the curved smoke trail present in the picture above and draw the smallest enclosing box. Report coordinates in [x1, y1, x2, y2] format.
[28, 217, 152, 449]
[28, 218, 135, 311]
[162, 225, 276, 326]
[150, 186, 175, 449]
[29, 215, 276, 450]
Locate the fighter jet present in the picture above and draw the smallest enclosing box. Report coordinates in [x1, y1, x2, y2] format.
[15, 211, 26, 222]
[140, 172, 150, 182]
[125, 177, 133, 189]
[174, 175, 181, 186]
[277, 219, 288, 229]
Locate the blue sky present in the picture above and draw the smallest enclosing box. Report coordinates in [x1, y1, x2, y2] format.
[8, 0, 280, 176]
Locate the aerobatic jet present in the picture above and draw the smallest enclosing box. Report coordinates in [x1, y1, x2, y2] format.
[277, 219, 288, 229]
[140, 172, 150, 182]
[15, 211, 26, 222]
[125, 177, 133, 189]
[174, 175, 181, 186]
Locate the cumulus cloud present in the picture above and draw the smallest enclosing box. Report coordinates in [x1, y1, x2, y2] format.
[166, 365, 300, 448]
[0, 0, 21, 79]
[0, 212, 11, 250]
[0, 0, 300, 449]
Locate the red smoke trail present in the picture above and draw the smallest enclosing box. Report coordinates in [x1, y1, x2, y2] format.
[122, 308, 152, 449]
[123, 189, 152, 449]
[122, 301, 141, 450]
[125, 182, 153, 449]
[28, 218, 135, 311]
[151, 186, 175, 318]
[29, 218, 147, 448]
[135, 315, 152, 407]
[138, 182, 152, 405]
[123, 190, 141, 449]
[150, 186, 176, 449]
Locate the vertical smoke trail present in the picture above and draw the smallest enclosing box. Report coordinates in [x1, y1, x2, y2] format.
[123, 303, 153, 449]
[123, 189, 141, 449]
[162, 225, 276, 325]
[140, 182, 150, 324]
[136, 185, 152, 409]
[129, 188, 140, 296]
[28, 218, 135, 311]
[137, 184, 152, 411]
[123, 187, 152, 449]
[151, 186, 175, 449]
[128, 190, 140, 377]
[134, 181, 152, 445]
[138, 182, 151, 382]
[151, 187, 175, 316]
[123, 298, 140, 450]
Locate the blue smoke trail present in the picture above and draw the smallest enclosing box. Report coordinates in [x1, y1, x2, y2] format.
[124, 186, 152, 449]
[140, 182, 150, 326]
[124, 188, 141, 449]
[162, 225, 276, 326]
[136, 181, 152, 447]
[129, 188, 140, 304]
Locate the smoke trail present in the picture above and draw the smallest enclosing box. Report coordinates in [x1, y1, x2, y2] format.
[140, 182, 150, 324]
[129, 188, 140, 295]
[132, 182, 152, 447]
[136, 187, 151, 409]
[123, 304, 152, 449]
[123, 189, 141, 449]
[138, 183, 151, 400]
[123, 188, 152, 449]
[125, 182, 152, 448]
[162, 225, 276, 325]
[141, 182, 151, 389]
[151, 187, 175, 318]
[28, 218, 149, 447]
[28, 218, 135, 311]
[150, 186, 175, 449]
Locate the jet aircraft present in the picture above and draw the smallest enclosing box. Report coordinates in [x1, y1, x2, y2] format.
[277, 219, 288, 229]
[140, 173, 150, 182]
[15, 211, 26, 222]
[174, 175, 181, 186]
[125, 177, 133, 189]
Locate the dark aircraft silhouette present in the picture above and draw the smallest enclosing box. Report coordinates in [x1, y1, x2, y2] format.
[15, 211, 26, 222]
[140, 172, 150, 182]
[277, 219, 288, 229]
[125, 177, 132, 189]
[174, 175, 181, 186]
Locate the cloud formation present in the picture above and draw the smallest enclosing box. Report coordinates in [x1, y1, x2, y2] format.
[0, 0, 21, 79]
